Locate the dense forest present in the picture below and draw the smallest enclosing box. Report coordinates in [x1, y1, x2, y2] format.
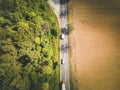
[0, 0, 60, 90]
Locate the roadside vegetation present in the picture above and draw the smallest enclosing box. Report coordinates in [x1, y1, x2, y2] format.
[0, 0, 59, 90]
[67, 0, 75, 90]
[67, 0, 74, 35]
[67, 0, 73, 21]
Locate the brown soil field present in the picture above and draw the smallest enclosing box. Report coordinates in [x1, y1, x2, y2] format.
[69, 0, 120, 90]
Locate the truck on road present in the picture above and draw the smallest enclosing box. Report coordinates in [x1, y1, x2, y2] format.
[61, 80, 65, 90]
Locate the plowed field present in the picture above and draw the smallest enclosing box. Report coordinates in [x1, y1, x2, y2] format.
[70, 0, 120, 90]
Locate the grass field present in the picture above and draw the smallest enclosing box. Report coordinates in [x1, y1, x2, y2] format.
[69, 0, 120, 90]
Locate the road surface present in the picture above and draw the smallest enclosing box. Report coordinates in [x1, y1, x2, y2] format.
[48, 0, 70, 90]
[59, 0, 70, 90]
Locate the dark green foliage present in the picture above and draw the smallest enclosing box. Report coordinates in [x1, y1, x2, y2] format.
[18, 55, 31, 67]
[50, 28, 58, 36]
[67, 23, 74, 34]
[0, 0, 60, 90]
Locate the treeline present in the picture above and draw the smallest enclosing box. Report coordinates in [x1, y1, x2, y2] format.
[0, 0, 59, 90]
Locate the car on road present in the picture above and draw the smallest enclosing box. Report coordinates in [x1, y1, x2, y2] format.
[61, 59, 64, 64]
[60, 34, 64, 40]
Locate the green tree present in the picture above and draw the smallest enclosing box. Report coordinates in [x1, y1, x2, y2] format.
[0, 0, 59, 90]
[50, 28, 57, 36]
[10, 75, 26, 90]
[0, 17, 11, 27]
[8, 12, 23, 23]
[42, 66, 52, 75]
[67, 23, 74, 34]
[42, 82, 49, 90]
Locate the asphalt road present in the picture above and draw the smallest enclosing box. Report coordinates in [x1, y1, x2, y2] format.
[59, 1, 70, 90]
[48, 0, 70, 90]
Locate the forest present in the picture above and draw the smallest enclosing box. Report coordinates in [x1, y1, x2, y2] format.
[0, 0, 60, 90]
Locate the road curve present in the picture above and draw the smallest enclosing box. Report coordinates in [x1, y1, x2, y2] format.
[48, 0, 70, 90]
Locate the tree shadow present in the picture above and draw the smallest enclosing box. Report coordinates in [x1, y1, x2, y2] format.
[61, 27, 68, 35]
[50, 29, 58, 36]
[59, 82, 62, 90]
[52, 0, 60, 4]
[60, 0, 66, 5]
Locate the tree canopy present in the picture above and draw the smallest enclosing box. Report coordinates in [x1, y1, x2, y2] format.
[0, 0, 60, 90]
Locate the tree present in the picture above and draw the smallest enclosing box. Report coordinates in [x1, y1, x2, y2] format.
[8, 12, 23, 23]
[50, 28, 57, 36]
[42, 66, 52, 75]
[0, 0, 60, 90]
[41, 21, 49, 31]
[41, 82, 49, 90]
[0, 17, 11, 28]
[10, 75, 26, 90]
[35, 37, 40, 44]
[67, 23, 74, 34]
[18, 55, 31, 67]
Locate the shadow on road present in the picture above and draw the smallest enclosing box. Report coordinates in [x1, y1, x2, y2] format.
[60, 0, 66, 5]
[59, 82, 62, 90]
[59, 10, 67, 18]
[60, 44, 69, 53]
[52, 0, 59, 4]
[61, 27, 68, 35]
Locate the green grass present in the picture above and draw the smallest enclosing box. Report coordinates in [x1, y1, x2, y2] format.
[47, 3, 60, 90]
[67, 0, 73, 21]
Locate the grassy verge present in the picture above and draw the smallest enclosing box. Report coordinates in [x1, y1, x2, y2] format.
[47, 3, 60, 90]
[67, 0, 74, 90]
[67, 0, 73, 21]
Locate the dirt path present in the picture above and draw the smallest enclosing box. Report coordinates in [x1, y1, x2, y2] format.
[70, 0, 120, 90]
